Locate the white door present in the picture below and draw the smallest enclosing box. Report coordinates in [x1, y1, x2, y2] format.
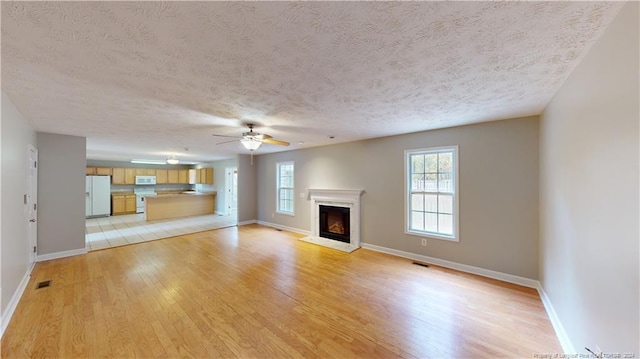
[27, 145, 38, 266]
[225, 167, 238, 216]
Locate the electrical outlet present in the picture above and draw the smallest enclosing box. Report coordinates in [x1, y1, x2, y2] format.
[271, 213, 275, 218]
[421, 238, 427, 246]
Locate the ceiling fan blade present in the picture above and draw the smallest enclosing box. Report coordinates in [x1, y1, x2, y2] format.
[216, 139, 239, 145]
[212, 134, 239, 138]
[262, 138, 290, 146]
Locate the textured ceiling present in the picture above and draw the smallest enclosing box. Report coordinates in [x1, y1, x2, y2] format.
[1, 1, 623, 162]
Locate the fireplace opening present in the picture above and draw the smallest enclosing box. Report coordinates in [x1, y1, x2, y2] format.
[319, 205, 350, 243]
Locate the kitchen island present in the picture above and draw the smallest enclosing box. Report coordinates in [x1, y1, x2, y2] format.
[144, 191, 216, 221]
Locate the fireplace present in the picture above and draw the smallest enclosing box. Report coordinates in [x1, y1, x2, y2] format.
[300, 189, 364, 253]
[319, 205, 350, 243]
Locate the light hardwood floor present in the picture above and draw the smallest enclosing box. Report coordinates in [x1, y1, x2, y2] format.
[2, 225, 561, 358]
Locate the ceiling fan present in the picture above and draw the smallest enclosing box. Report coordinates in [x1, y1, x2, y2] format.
[212, 124, 290, 151]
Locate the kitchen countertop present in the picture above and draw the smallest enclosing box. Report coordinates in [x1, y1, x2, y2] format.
[111, 192, 134, 196]
[153, 191, 216, 198]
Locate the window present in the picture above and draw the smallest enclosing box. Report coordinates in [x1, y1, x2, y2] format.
[277, 162, 294, 215]
[405, 146, 459, 241]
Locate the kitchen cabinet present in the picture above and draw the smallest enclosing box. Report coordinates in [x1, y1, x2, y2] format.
[135, 168, 156, 176]
[86, 167, 112, 175]
[125, 195, 136, 213]
[124, 168, 135, 184]
[167, 170, 179, 184]
[112, 194, 136, 215]
[112, 195, 125, 215]
[156, 169, 168, 184]
[188, 169, 197, 184]
[178, 170, 188, 184]
[199, 168, 214, 185]
[112, 168, 125, 184]
[96, 167, 112, 176]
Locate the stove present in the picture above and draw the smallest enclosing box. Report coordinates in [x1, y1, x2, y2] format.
[133, 186, 157, 213]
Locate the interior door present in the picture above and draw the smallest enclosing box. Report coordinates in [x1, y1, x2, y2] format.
[27, 145, 38, 266]
[225, 167, 238, 216]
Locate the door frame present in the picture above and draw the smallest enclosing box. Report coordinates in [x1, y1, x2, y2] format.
[27, 144, 38, 267]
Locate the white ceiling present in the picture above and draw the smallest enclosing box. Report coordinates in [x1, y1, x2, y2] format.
[1, 2, 623, 163]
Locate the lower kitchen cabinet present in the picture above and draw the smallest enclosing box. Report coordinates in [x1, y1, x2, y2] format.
[112, 194, 137, 215]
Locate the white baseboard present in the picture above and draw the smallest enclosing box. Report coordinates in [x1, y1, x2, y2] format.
[1, 270, 30, 338]
[537, 283, 575, 354]
[256, 221, 310, 236]
[237, 220, 257, 226]
[36, 247, 87, 262]
[361, 243, 540, 288]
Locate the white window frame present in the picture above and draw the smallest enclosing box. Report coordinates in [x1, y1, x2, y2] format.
[276, 161, 295, 216]
[404, 146, 459, 242]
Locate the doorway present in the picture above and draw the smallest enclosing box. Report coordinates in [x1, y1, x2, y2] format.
[27, 145, 38, 267]
[225, 167, 238, 218]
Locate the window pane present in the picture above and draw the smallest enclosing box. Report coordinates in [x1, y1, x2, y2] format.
[411, 194, 424, 211]
[438, 152, 453, 172]
[425, 154, 438, 172]
[438, 195, 453, 214]
[425, 213, 438, 232]
[425, 194, 437, 212]
[411, 212, 424, 231]
[438, 214, 453, 235]
[411, 174, 424, 191]
[412, 154, 424, 173]
[439, 172, 452, 192]
[425, 174, 437, 191]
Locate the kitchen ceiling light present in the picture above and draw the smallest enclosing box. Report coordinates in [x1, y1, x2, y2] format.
[240, 138, 262, 151]
[166, 154, 179, 165]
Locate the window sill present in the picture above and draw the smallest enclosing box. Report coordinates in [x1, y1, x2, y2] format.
[405, 230, 459, 242]
[276, 211, 295, 217]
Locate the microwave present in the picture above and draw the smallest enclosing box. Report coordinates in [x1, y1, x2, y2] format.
[135, 175, 156, 185]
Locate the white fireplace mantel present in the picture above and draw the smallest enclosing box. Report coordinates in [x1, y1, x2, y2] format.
[300, 189, 364, 253]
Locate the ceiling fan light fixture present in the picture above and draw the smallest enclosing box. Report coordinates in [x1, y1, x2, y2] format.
[241, 138, 262, 151]
[166, 154, 179, 165]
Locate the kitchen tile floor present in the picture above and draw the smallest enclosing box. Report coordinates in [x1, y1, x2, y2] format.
[85, 212, 237, 251]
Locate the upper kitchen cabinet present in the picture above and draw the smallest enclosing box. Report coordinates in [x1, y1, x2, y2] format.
[178, 170, 188, 184]
[124, 168, 135, 184]
[135, 168, 156, 176]
[199, 168, 214, 185]
[112, 168, 124, 184]
[86, 167, 112, 176]
[167, 169, 179, 184]
[156, 169, 168, 184]
[112, 168, 135, 184]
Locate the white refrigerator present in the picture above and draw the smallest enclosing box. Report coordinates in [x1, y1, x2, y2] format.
[86, 176, 111, 218]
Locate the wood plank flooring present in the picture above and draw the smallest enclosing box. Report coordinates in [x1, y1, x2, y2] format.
[2, 224, 562, 358]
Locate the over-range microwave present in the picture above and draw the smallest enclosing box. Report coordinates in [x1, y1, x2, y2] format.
[135, 175, 156, 185]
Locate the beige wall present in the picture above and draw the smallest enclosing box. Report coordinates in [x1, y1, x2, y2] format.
[540, 2, 639, 354]
[257, 116, 540, 279]
[1, 92, 37, 320]
[36, 132, 87, 255]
